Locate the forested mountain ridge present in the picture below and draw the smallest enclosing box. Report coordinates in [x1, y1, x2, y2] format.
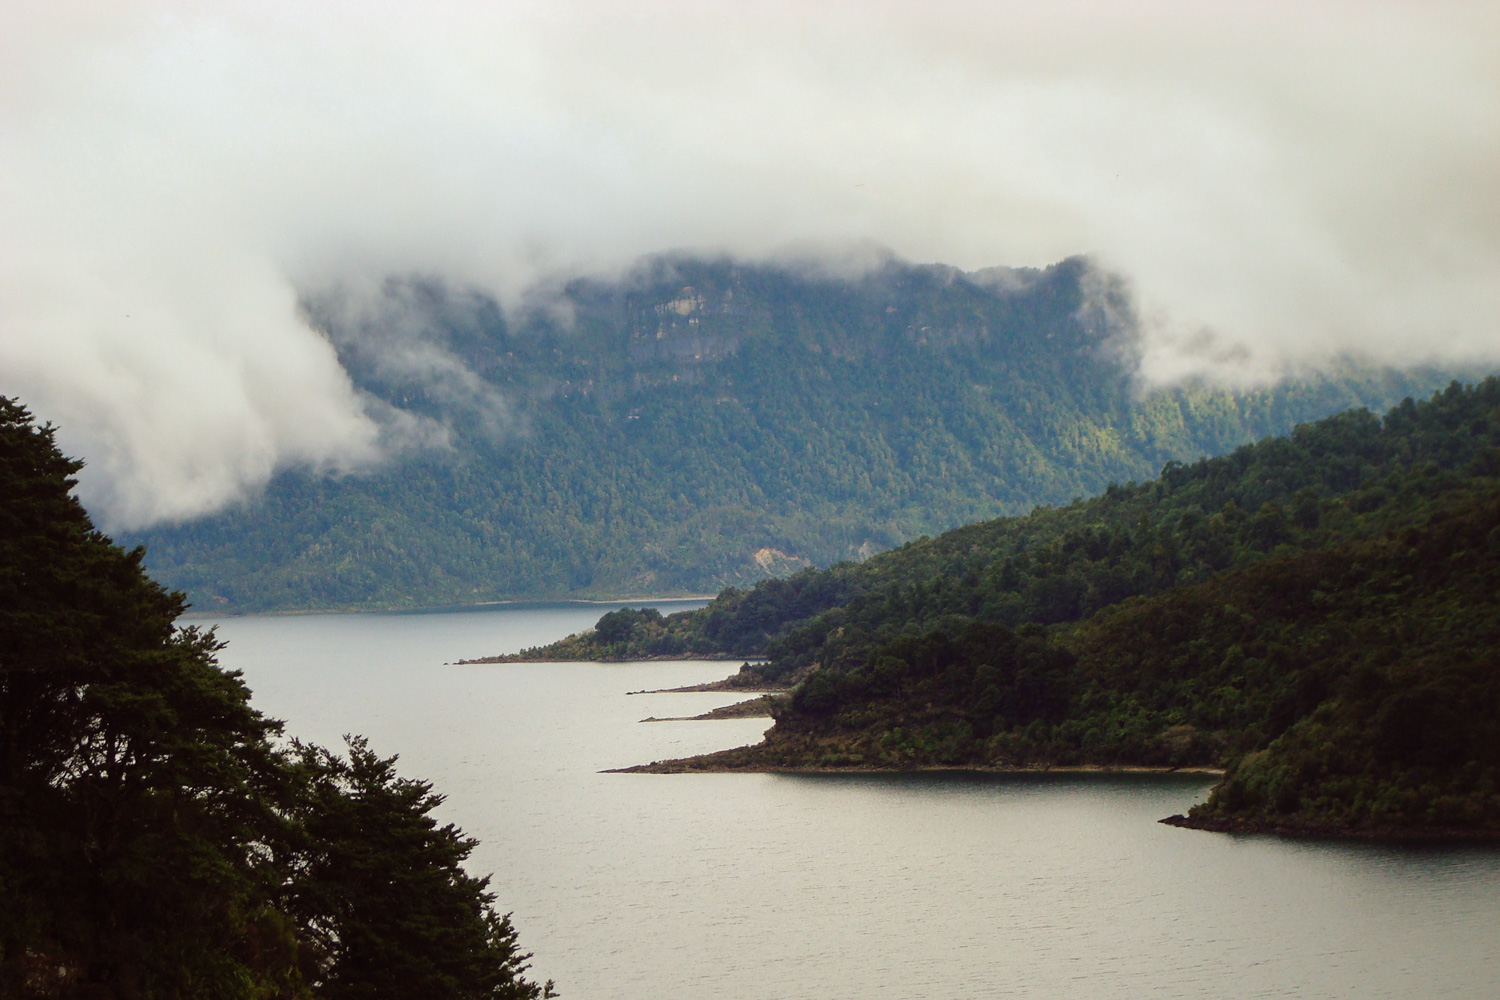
[125, 254, 1473, 612]
[498, 378, 1500, 671]
[580, 380, 1500, 837]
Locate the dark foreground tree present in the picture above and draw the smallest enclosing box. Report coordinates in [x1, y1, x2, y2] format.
[0, 397, 554, 999]
[289, 739, 554, 1000]
[0, 396, 295, 997]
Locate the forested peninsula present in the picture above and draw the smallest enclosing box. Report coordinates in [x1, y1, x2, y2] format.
[0, 399, 554, 998]
[512, 381, 1500, 839]
[127, 254, 1474, 613]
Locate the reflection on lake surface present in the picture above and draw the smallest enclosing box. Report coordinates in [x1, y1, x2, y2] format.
[206, 603, 1500, 1000]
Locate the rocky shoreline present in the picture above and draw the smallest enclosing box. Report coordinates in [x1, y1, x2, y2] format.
[605, 742, 1225, 777]
[614, 748, 1500, 844]
[1160, 813, 1500, 842]
[457, 652, 754, 664]
[639, 695, 786, 722]
[593, 663, 1500, 846]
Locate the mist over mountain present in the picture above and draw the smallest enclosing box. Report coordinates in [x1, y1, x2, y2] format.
[5, 4, 1498, 536]
[123, 255, 1483, 613]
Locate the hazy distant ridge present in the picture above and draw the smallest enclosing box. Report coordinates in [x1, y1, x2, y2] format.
[127, 255, 1482, 613]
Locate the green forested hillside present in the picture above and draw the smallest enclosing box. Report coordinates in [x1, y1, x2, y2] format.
[652, 487, 1500, 835]
[508, 379, 1500, 671]
[125, 255, 1470, 612]
[557, 381, 1500, 836]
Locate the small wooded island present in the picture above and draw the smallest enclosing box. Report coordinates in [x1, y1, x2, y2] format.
[488, 380, 1500, 841]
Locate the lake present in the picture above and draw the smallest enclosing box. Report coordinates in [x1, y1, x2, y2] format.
[205, 602, 1500, 999]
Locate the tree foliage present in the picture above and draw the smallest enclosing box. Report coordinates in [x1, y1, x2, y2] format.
[548, 379, 1500, 676]
[608, 382, 1500, 834]
[287, 739, 552, 1000]
[0, 399, 554, 999]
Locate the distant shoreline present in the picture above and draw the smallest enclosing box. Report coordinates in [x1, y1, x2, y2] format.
[1161, 813, 1500, 843]
[613, 754, 1500, 842]
[605, 748, 1225, 777]
[639, 694, 786, 721]
[180, 594, 716, 620]
[458, 652, 755, 665]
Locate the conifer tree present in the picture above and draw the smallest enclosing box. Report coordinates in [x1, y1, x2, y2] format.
[288, 738, 554, 1000]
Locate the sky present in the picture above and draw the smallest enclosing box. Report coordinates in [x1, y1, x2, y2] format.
[2, 1, 1497, 527]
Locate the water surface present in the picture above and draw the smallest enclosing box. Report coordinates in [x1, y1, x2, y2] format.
[207, 603, 1500, 1000]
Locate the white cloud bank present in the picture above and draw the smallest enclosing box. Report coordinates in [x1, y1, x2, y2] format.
[1, 1, 1497, 526]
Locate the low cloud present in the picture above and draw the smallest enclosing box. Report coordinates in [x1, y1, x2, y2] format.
[305, 277, 520, 446]
[1, 1, 1496, 525]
